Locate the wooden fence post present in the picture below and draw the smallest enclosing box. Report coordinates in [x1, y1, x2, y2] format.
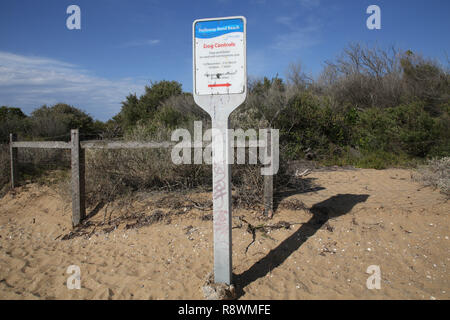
[10, 133, 18, 189]
[263, 129, 274, 217]
[71, 129, 86, 227]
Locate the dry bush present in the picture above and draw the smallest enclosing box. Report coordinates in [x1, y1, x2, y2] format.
[232, 164, 264, 208]
[84, 147, 212, 206]
[413, 157, 450, 197]
[286, 61, 313, 92]
[84, 144, 279, 208]
[0, 144, 71, 197]
[232, 150, 295, 209]
[84, 125, 212, 206]
[16, 148, 70, 188]
[83, 125, 291, 209]
[17, 148, 70, 168]
[320, 43, 405, 109]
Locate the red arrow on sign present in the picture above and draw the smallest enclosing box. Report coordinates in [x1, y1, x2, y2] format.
[208, 83, 232, 87]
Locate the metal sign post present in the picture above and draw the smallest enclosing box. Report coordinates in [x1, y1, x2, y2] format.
[193, 16, 247, 285]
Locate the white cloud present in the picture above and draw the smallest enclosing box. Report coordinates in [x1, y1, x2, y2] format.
[272, 24, 321, 51]
[0, 51, 146, 121]
[273, 14, 322, 51]
[120, 39, 160, 48]
[275, 16, 295, 26]
[298, 0, 320, 8]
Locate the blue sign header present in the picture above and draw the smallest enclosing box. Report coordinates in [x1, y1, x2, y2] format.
[195, 18, 243, 39]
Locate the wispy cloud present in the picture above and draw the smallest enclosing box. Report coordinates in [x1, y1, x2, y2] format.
[0, 51, 146, 120]
[120, 39, 160, 48]
[298, 0, 320, 8]
[275, 15, 295, 27]
[272, 24, 321, 51]
[272, 14, 322, 51]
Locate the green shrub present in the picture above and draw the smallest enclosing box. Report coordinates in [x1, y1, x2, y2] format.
[355, 102, 449, 159]
[0, 106, 30, 143]
[29, 103, 95, 140]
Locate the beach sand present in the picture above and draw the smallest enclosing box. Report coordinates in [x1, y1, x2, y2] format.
[0, 168, 448, 299]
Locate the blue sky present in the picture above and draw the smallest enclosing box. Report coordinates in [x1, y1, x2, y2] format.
[1, 0, 449, 121]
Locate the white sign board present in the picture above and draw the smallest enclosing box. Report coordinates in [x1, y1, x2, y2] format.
[194, 17, 246, 96]
[192, 16, 247, 286]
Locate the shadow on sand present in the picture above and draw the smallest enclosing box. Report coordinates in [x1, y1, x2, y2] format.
[272, 176, 325, 213]
[233, 193, 369, 298]
[84, 201, 105, 220]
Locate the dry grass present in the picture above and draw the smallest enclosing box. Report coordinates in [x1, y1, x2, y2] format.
[83, 147, 212, 206]
[413, 157, 450, 197]
[80, 124, 210, 206]
[1, 144, 72, 197]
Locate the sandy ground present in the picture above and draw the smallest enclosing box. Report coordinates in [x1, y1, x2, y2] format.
[0, 168, 448, 300]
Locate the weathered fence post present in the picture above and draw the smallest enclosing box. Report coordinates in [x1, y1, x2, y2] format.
[10, 133, 18, 189]
[71, 129, 86, 227]
[263, 129, 274, 217]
